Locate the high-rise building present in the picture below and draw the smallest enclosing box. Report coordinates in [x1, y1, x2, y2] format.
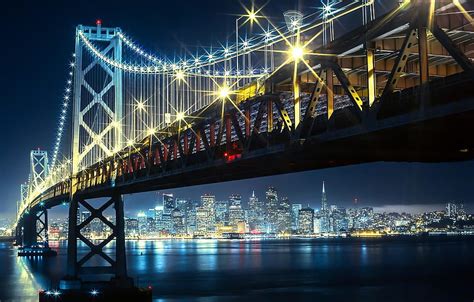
[291, 204, 302, 231]
[248, 191, 265, 232]
[298, 207, 315, 234]
[81, 210, 92, 236]
[163, 193, 175, 214]
[330, 206, 348, 234]
[154, 205, 164, 231]
[229, 204, 245, 230]
[171, 208, 186, 235]
[201, 194, 216, 231]
[125, 218, 139, 236]
[265, 186, 279, 232]
[185, 200, 199, 234]
[320, 182, 330, 233]
[137, 212, 147, 236]
[195, 207, 210, 235]
[275, 197, 291, 233]
[229, 194, 242, 207]
[215, 200, 229, 225]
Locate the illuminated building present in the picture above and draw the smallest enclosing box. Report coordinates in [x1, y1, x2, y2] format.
[171, 208, 185, 235]
[248, 191, 265, 232]
[291, 204, 302, 231]
[229, 194, 242, 207]
[195, 206, 210, 235]
[229, 204, 245, 230]
[125, 218, 138, 237]
[298, 207, 314, 234]
[215, 200, 229, 225]
[201, 194, 216, 231]
[163, 193, 175, 215]
[137, 212, 147, 236]
[275, 197, 291, 233]
[81, 210, 91, 237]
[265, 186, 279, 232]
[319, 181, 330, 233]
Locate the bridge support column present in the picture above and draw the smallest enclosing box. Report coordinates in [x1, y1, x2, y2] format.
[22, 212, 36, 247]
[61, 192, 133, 290]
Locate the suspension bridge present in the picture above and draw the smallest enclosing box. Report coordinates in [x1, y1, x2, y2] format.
[12, 0, 474, 293]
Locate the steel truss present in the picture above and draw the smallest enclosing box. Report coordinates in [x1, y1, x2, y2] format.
[64, 192, 132, 287]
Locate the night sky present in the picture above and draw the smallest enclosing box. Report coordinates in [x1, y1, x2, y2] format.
[1, 0, 473, 218]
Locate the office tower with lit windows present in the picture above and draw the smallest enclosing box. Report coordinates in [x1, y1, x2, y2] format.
[163, 193, 175, 215]
[298, 207, 315, 234]
[229, 204, 245, 230]
[275, 197, 291, 233]
[229, 194, 242, 207]
[291, 203, 302, 231]
[125, 218, 139, 237]
[171, 208, 186, 235]
[215, 200, 229, 225]
[137, 212, 147, 236]
[81, 210, 92, 237]
[248, 191, 265, 232]
[201, 194, 216, 231]
[195, 207, 210, 235]
[265, 186, 279, 232]
[320, 182, 330, 233]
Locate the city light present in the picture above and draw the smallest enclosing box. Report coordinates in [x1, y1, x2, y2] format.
[176, 111, 185, 121]
[175, 70, 185, 81]
[218, 86, 230, 99]
[291, 46, 304, 61]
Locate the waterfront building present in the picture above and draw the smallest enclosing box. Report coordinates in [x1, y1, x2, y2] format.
[319, 182, 330, 233]
[291, 203, 302, 231]
[330, 206, 348, 234]
[185, 200, 199, 234]
[171, 208, 186, 235]
[275, 197, 291, 233]
[137, 212, 147, 236]
[160, 213, 173, 234]
[125, 218, 139, 237]
[248, 191, 265, 232]
[154, 205, 164, 231]
[298, 207, 315, 234]
[266, 186, 279, 232]
[195, 206, 210, 235]
[229, 204, 245, 230]
[201, 194, 216, 231]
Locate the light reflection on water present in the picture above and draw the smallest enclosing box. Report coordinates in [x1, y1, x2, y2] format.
[1, 238, 474, 301]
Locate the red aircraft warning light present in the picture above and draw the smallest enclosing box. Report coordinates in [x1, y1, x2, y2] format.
[96, 19, 102, 26]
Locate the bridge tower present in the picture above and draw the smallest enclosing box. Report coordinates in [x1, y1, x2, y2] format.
[71, 21, 123, 174]
[61, 21, 132, 290]
[20, 150, 51, 248]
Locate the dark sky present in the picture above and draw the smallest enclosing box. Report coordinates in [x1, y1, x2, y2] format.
[1, 0, 473, 218]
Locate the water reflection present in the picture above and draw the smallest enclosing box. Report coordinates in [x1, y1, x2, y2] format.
[1, 238, 474, 301]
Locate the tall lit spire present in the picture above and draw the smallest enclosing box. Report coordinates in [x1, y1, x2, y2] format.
[322, 181, 325, 194]
[252, 190, 255, 198]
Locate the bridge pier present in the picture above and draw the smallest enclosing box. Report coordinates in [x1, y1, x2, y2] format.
[17, 208, 56, 257]
[60, 191, 133, 290]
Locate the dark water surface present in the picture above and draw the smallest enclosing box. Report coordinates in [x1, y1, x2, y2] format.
[1, 237, 473, 301]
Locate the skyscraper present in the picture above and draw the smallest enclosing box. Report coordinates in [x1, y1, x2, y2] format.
[249, 191, 265, 232]
[291, 204, 302, 231]
[201, 194, 216, 233]
[163, 193, 175, 214]
[320, 182, 330, 233]
[265, 186, 279, 232]
[298, 207, 315, 234]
